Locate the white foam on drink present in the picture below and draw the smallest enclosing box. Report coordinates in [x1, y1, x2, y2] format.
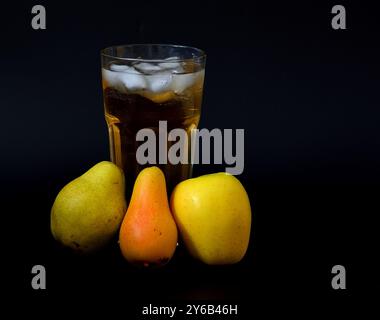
[102, 60, 203, 95]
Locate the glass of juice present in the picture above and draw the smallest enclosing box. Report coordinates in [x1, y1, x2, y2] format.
[101, 44, 206, 194]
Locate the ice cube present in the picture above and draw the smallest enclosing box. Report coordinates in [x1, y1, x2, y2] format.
[147, 72, 173, 93]
[171, 73, 195, 93]
[102, 69, 125, 91]
[133, 62, 162, 73]
[171, 70, 204, 93]
[158, 57, 184, 73]
[109, 64, 131, 72]
[102, 67, 147, 91]
[158, 61, 184, 73]
[119, 72, 147, 91]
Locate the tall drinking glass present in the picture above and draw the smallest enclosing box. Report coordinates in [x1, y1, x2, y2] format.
[101, 44, 206, 194]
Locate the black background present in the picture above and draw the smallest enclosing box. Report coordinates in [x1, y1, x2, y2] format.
[2, 0, 379, 316]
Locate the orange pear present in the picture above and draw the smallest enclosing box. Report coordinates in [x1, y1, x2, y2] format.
[119, 166, 178, 266]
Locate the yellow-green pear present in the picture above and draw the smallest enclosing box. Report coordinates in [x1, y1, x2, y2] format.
[51, 161, 127, 253]
[170, 173, 251, 265]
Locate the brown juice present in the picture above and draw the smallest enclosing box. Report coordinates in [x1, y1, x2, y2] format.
[102, 68, 204, 194]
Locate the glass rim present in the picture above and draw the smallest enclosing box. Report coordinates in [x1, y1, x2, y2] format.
[101, 43, 206, 63]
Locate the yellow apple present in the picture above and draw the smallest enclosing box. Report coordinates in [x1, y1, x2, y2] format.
[170, 172, 251, 264]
